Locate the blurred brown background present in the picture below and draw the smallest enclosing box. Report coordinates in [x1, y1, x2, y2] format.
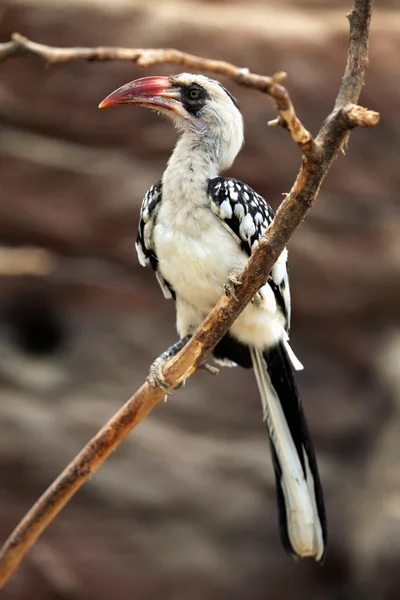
[0, 1, 399, 599]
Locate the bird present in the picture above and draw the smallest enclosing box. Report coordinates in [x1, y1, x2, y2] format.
[99, 73, 327, 562]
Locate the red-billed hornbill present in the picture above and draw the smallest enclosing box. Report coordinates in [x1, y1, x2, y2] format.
[99, 73, 327, 561]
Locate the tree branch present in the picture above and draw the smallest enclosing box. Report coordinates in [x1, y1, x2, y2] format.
[0, 0, 377, 587]
[0, 33, 318, 159]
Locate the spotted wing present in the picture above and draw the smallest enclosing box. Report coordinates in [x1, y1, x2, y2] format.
[135, 180, 175, 300]
[208, 177, 291, 329]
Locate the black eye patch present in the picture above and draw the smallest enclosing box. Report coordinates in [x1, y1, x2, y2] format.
[180, 84, 208, 115]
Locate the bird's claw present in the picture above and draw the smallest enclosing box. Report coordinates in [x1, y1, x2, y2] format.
[148, 356, 172, 395]
[148, 348, 219, 395]
[251, 291, 263, 307]
[202, 363, 219, 376]
[224, 269, 243, 303]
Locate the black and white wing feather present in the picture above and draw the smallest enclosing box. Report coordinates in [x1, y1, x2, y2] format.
[209, 177, 291, 329]
[135, 181, 175, 300]
[209, 177, 326, 561]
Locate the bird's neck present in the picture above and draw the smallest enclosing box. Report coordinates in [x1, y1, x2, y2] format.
[162, 133, 219, 205]
[162, 125, 241, 208]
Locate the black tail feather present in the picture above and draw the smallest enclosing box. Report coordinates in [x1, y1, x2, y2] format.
[251, 343, 327, 561]
[212, 334, 327, 561]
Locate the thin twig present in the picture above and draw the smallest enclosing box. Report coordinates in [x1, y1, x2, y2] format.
[0, 0, 378, 587]
[0, 33, 317, 159]
[341, 103, 380, 128]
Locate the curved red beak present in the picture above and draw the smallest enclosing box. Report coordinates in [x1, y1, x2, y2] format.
[99, 76, 184, 115]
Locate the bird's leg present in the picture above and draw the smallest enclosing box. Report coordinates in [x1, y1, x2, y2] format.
[148, 335, 191, 394]
[148, 335, 220, 395]
[224, 269, 243, 303]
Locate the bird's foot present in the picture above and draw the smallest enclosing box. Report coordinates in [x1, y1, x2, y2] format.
[147, 335, 191, 396]
[202, 363, 219, 376]
[148, 334, 219, 396]
[251, 291, 263, 307]
[148, 356, 173, 395]
[224, 269, 243, 303]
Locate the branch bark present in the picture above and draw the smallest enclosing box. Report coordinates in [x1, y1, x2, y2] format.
[0, 33, 318, 158]
[0, 0, 377, 587]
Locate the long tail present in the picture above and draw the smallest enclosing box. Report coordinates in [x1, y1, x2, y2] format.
[250, 343, 327, 562]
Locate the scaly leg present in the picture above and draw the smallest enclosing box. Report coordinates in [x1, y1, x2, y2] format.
[148, 335, 191, 393]
[148, 335, 219, 394]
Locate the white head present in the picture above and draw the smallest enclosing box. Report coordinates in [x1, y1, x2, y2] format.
[99, 72, 244, 171]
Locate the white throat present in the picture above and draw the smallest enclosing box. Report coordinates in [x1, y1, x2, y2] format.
[162, 120, 243, 207]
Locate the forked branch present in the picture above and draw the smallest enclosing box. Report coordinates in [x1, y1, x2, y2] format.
[0, 0, 377, 587]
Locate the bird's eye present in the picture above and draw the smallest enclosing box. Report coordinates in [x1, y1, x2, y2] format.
[183, 85, 206, 103]
[188, 88, 200, 99]
[180, 84, 207, 115]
